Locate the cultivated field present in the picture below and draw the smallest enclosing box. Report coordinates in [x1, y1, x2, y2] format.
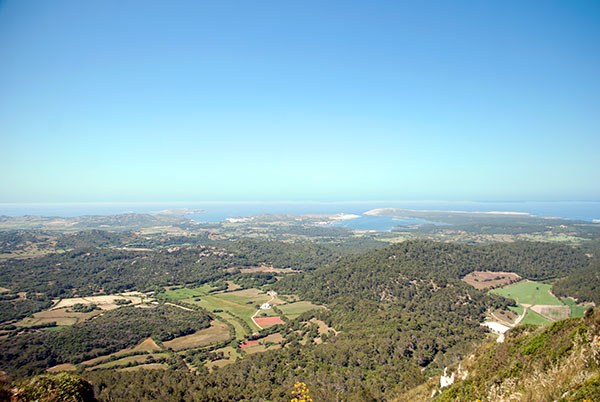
[92, 353, 169, 370]
[254, 316, 284, 327]
[159, 284, 327, 370]
[163, 320, 230, 351]
[520, 309, 552, 326]
[47, 363, 75, 373]
[79, 337, 162, 367]
[240, 333, 283, 355]
[52, 293, 147, 311]
[120, 363, 168, 371]
[133, 337, 161, 352]
[158, 284, 215, 300]
[278, 301, 321, 319]
[489, 280, 590, 325]
[237, 266, 299, 274]
[18, 307, 102, 327]
[163, 287, 279, 332]
[490, 281, 562, 306]
[18, 292, 151, 328]
[462, 271, 521, 290]
[563, 298, 593, 318]
[531, 305, 571, 321]
[205, 346, 239, 370]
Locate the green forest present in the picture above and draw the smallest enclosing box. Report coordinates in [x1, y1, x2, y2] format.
[0, 224, 599, 401]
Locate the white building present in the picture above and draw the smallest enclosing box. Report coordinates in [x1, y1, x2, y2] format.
[482, 321, 510, 334]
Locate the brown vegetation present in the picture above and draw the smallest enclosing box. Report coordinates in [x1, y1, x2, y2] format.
[162, 320, 229, 351]
[461, 271, 521, 289]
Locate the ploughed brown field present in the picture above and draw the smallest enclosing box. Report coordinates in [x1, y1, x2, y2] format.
[461, 271, 521, 290]
[254, 316, 284, 326]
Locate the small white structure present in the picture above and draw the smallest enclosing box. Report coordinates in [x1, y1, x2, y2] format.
[260, 303, 271, 310]
[482, 321, 511, 334]
[440, 367, 455, 388]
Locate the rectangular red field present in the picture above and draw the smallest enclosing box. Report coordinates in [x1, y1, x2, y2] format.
[254, 316, 284, 326]
[239, 340, 259, 348]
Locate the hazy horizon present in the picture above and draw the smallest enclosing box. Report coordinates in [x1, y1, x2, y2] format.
[1, 199, 599, 222]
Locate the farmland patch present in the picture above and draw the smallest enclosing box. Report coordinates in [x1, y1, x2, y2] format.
[17, 307, 102, 327]
[52, 293, 147, 311]
[254, 316, 284, 327]
[47, 363, 75, 373]
[92, 353, 169, 370]
[278, 301, 321, 319]
[163, 320, 229, 351]
[462, 271, 521, 290]
[490, 280, 562, 306]
[120, 363, 168, 371]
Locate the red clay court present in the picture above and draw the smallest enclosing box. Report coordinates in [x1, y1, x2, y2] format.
[254, 316, 284, 326]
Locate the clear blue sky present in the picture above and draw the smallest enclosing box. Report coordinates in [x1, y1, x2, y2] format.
[1, 0, 599, 202]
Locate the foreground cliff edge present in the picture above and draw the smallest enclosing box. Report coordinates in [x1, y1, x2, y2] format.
[399, 307, 600, 401]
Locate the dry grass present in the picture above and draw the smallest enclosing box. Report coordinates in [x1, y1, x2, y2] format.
[47, 363, 75, 373]
[238, 333, 284, 355]
[531, 305, 571, 321]
[309, 318, 338, 335]
[223, 281, 242, 292]
[133, 337, 160, 352]
[119, 363, 169, 371]
[262, 333, 284, 343]
[81, 337, 163, 366]
[205, 346, 239, 371]
[17, 307, 102, 327]
[244, 343, 281, 355]
[486, 347, 593, 402]
[52, 294, 144, 311]
[462, 271, 522, 290]
[238, 266, 298, 274]
[92, 353, 168, 370]
[163, 320, 229, 351]
[224, 288, 264, 298]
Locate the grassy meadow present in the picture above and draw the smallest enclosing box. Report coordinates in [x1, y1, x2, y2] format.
[490, 280, 562, 305]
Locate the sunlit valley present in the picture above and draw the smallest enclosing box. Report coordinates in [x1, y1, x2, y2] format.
[1, 1, 599, 401]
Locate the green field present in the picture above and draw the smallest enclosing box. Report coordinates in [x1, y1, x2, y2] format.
[163, 287, 272, 332]
[162, 286, 321, 335]
[158, 284, 215, 300]
[521, 309, 552, 326]
[508, 305, 524, 316]
[212, 312, 247, 338]
[194, 294, 262, 331]
[562, 298, 590, 318]
[216, 289, 271, 309]
[43, 325, 68, 332]
[491, 280, 559, 326]
[278, 301, 320, 319]
[490, 280, 563, 306]
[93, 353, 168, 369]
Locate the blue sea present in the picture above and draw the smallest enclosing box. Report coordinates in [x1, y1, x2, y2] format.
[0, 201, 599, 232]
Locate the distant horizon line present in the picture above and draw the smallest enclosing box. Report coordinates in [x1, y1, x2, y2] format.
[1, 199, 599, 205]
